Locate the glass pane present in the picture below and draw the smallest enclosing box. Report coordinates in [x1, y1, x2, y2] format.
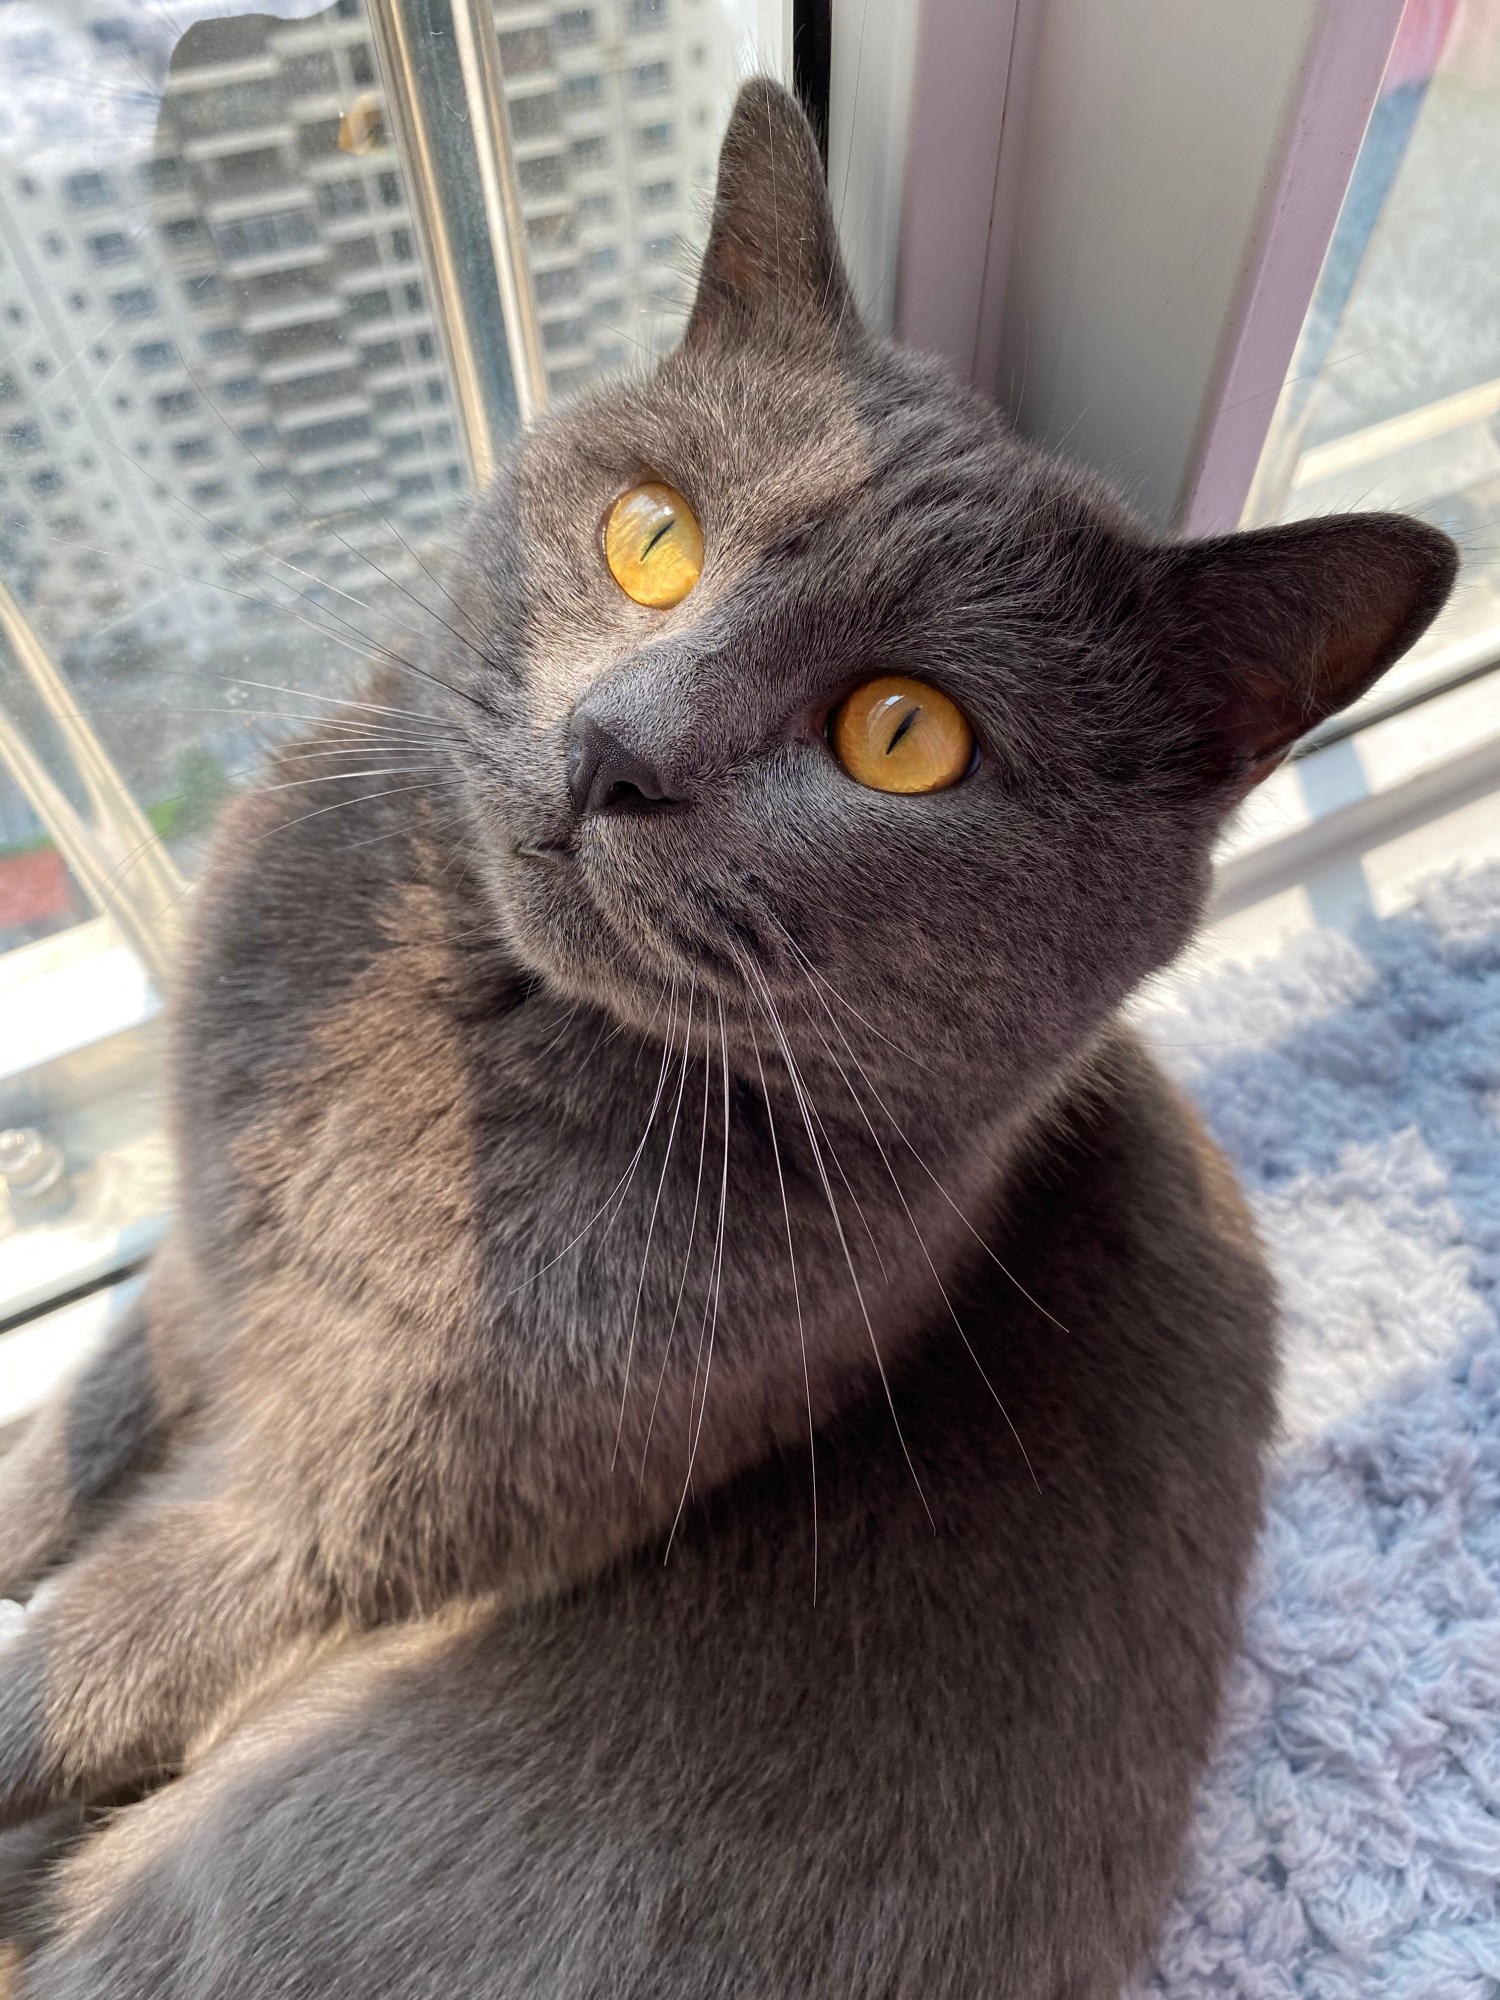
[494, 0, 751, 395]
[0, 0, 483, 1323]
[1245, 0, 1500, 717]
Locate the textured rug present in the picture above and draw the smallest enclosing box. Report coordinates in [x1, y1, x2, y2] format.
[1129, 864, 1500, 2000]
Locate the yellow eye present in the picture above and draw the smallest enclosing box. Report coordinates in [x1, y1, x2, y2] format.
[831, 676, 975, 795]
[603, 482, 703, 608]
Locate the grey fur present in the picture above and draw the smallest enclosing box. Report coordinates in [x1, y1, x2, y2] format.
[0, 79, 1455, 1998]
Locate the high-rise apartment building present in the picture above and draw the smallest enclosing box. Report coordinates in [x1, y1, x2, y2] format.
[0, 0, 734, 679]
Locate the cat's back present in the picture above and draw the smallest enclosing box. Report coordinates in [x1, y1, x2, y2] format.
[33, 1032, 1275, 2000]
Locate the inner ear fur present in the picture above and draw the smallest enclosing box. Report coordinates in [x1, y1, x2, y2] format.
[1151, 512, 1458, 799]
[684, 77, 856, 350]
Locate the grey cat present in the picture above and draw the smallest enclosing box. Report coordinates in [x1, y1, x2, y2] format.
[0, 79, 1455, 1998]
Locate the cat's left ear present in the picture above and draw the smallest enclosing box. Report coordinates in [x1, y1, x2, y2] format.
[1151, 513, 1458, 804]
[684, 77, 857, 351]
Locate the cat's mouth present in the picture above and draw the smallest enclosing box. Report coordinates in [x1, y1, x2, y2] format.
[503, 816, 785, 1008]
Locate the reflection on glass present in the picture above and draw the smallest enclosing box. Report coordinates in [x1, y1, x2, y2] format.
[1247, 0, 1500, 692]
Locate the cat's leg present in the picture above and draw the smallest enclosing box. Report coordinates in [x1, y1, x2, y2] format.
[0, 1246, 202, 1600]
[0, 1469, 331, 1828]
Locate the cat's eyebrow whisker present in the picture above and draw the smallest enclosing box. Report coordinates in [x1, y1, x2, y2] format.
[795, 992, 1039, 1495]
[740, 954, 934, 1533]
[614, 978, 696, 1471]
[642, 990, 714, 1489]
[788, 955, 1073, 1342]
[748, 1009, 818, 1602]
[666, 990, 732, 1558]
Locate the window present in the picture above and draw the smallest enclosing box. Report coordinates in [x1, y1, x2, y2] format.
[643, 232, 678, 262]
[518, 154, 566, 198]
[284, 51, 337, 96]
[168, 78, 284, 139]
[0, 0, 748, 1331]
[626, 0, 667, 26]
[87, 232, 131, 265]
[510, 91, 561, 140]
[528, 211, 576, 250]
[216, 209, 315, 260]
[139, 156, 185, 194]
[319, 179, 368, 219]
[1240, 1, 1500, 734]
[499, 27, 551, 73]
[639, 179, 676, 211]
[636, 121, 673, 154]
[541, 316, 587, 352]
[563, 73, 602, 111]
[64, 169, 115, 209]
[335, 235, 381, 273]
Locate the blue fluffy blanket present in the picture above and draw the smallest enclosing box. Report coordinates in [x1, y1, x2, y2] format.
[1132, 867, 1500, 2000]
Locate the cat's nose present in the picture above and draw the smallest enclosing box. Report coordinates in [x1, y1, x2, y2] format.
[567, 711, 683, 818]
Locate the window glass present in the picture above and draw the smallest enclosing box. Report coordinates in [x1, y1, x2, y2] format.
[1246, 0, 1500, 720]
[493, 0, 745, 394]
[0, 0, 768, 1328]
[0, 0, 477, 1320]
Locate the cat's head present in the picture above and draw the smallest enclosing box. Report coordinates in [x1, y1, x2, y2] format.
[445, 79, 1454, 1108]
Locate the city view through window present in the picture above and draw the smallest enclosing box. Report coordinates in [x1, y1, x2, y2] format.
[0, 0, 743, 951]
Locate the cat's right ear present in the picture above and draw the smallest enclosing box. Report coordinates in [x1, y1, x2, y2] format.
[683, 78, 857, 351]
[1149, 512, 1457, 807]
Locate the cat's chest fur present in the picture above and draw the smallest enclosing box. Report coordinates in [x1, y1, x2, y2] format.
[167, 782, 1014, 1596]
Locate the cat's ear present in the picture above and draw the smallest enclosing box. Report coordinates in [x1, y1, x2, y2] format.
[1152, 513, 1457, 804]
[684, 77, 856, 350]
